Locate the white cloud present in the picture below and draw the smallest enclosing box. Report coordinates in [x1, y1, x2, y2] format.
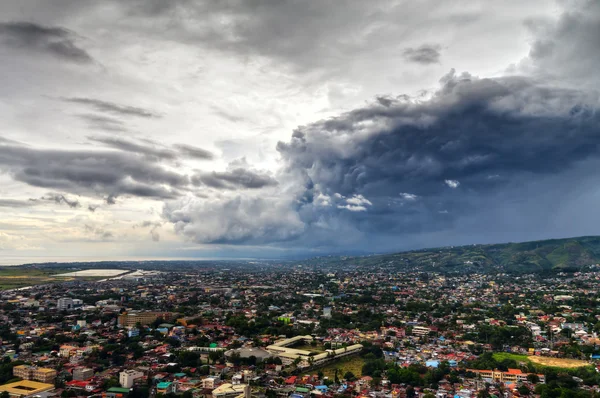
[400, 192, 418, 200]
[444, 179, 460, 188]
[337, 204, 368, 212]
[345, 194, 372, 206]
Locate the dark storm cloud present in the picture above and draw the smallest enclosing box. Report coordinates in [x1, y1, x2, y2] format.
[0, 21, 92, 63]
[62, 97, 159, 118]
[402, 44, 442, 64]
[274, 70, 600, 240]
[0, 138, 187, 201]
[88, 136, 178, 160]
[173, 144, 214, 160]
[192, 168, 278, 190]
[165, 68, 600, 249]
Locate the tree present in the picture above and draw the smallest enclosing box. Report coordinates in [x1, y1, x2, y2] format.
[527, 374, 540, 384]
[517, 385, 530, 396]
[1, 391, 10, 398]
[343, 372, 356, 381]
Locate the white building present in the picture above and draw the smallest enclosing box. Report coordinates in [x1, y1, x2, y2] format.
[202, 376, 220, 389]
[120, 370, 144, 388]
[412, 326, 431, 336]
[57, 298, 74, 310]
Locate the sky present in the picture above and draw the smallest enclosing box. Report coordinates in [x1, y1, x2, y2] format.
[0, 0, 599, 264]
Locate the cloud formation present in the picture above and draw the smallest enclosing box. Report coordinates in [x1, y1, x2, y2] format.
[173, 144, 214, 160]
[42, 192, 80, 208]
[403, 44, 442, 64]
[62, 97, 159, 118]
[0, 21, 93, 63]
[192, 167, 278, 190]
[1, 0, 600, 259]
[0, 138, 187, 201]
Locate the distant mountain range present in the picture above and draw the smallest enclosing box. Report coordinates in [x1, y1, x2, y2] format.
[13, 235, 600, 274]
[302, 236, 600, 273]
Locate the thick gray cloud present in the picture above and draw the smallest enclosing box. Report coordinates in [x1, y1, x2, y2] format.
[166, 65, 600, 249]
[62, 97, 159, 118]
[88, 136, 178, 160]
[0, 21, 92, 63]
[403, 44, 442, 64]
[192, 168, 278, 190]
[163, 194, 304, 244]
[173, 144, 214, 160]
[269, 70, 600, 249]
[524, 0, 600, 87]
[0, 138, 187, 201]
[89, 136, 216, 163]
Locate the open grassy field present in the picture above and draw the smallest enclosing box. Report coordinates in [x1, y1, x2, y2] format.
[320, 356, 365, 379]
[493, 352, 590, 370]
[0, 267, 111, 290]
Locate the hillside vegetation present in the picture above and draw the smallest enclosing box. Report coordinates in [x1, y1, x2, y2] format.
[304, 236, 600, 273]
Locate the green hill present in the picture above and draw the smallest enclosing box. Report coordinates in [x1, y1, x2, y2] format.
[305, 236, 600, 273]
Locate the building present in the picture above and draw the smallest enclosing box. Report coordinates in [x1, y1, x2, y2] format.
[212, 383, 250, 398]
[103, 387, 131, 398]
[12, 365, 57, 383]
[323, 307, 332, 318]
[57, 298, 73, 310]
[468, 368, 545, 383]
[266, 335, 362, 368]
[127, 328, 140, 338]
[176, 314, 203, 327]
[0, 380, 54, 398]
[412, 326, 431, 336]
[117, 312, 173, 328]
[72, 367, 94, 381]
[156, 382, 175, 395]
[119, 370, 144, 388]
[202, 376, 220, 389]
[60, 345, 78, 358]
[57, 298, 82, 310]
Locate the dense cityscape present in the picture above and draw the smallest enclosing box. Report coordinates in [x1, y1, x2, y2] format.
[2, 264, 600, 398]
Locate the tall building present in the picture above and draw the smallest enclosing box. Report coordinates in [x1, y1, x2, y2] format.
[13, 365, 57, 383]
[57, 298, 82, 310]
[57, 298, 73, 311]
[119, 370, 144, 388]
